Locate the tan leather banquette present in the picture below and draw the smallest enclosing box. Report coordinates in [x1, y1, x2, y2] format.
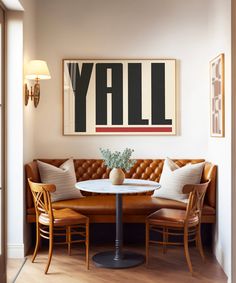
[25, 159, 216, 224]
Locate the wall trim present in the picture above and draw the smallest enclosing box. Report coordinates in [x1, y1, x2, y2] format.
[7, 244, 25, 259]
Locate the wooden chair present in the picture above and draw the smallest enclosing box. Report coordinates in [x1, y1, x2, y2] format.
[28, 178, 89, 274]
[146, 181, 210, 274]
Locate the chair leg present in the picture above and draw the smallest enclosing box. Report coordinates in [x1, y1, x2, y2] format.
[196, 224, 205, 261]
[45, 226, 53, 274]
[163, 227, 168, 254]
[67, 226, 71, 256]
[145, 221, 150, 265]
[184, 226, 193, 274]
[85, 220, 89, 270]
[166, 228, 168, 253]
[32, 222, 40, 263]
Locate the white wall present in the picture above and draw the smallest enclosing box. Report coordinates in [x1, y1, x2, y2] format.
[231, 1, 236, 282]
[21, 0, 231, 278]
[6, 11, 24, 258]
[21, 0, 37, 256]
[33, 0, 211, 159]
[22, 0, 36, 164]
[207, 0, 232, 280]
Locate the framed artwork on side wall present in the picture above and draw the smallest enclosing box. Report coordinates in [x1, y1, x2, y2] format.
[210, 53, 225, 137]
[63, 59, 176, 135]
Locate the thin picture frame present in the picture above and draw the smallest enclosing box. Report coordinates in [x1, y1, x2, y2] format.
[62, 59, 176, 136]
[210, 53, 225, 137]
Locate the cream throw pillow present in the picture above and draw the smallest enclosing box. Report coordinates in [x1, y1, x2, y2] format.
[152, 157, 205, 202]
[37, 158, 83, 202]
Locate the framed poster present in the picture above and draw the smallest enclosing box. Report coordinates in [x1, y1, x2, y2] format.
[63, 59, 176, 135]
[210, 54, 224, 137]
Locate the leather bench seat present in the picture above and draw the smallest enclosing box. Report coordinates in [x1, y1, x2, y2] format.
[51, 195, 215, 217]
[25, 159, 217, 224]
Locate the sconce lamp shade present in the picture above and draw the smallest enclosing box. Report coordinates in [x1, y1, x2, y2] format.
[25, 60, 51, 80]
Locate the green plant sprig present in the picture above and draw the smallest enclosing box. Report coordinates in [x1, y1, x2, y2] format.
[100, 148, 136, 172]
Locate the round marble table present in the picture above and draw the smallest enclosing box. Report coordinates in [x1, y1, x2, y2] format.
[75, 179, 160, 269]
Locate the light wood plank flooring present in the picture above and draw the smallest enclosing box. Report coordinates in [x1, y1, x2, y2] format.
[15, 245, 227, 283]
[7, 259, 25, 283]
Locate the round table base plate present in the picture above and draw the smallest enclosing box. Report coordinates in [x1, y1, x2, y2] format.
[92, 251, 144, 269]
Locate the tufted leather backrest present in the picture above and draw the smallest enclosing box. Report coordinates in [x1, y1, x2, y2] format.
[25, 159, 216, 211]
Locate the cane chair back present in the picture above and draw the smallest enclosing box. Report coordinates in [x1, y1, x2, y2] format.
[29, 179, 56, 226]
[183, 181, 210, 227]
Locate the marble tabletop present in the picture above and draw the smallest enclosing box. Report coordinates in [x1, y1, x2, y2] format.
[75, 178, 161, 194]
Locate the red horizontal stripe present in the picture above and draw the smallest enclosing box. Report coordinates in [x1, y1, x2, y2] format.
[96, 127, 172, 132]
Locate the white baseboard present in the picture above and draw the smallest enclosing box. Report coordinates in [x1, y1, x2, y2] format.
[7, 244, 25, 258]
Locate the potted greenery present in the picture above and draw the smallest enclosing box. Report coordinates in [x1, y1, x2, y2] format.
[100, 148, 136, 185]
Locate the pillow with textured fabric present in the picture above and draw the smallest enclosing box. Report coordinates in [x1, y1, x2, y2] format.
[152, 157, 205, 202]
[37, 158, 83, 202]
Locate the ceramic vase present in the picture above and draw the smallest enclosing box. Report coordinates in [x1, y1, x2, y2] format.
[109, 168, 125, 185]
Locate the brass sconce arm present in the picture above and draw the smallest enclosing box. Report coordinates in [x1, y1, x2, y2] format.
[25, 78, 40, 108]
[25, 60, 51, 108]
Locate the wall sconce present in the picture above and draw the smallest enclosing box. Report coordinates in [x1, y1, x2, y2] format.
[25, 60, 51, 107]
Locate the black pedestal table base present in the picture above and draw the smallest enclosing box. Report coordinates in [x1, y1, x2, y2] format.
[76, 179, 160, 269]
[92, 193, 144, 269]
[92, 251, 144, 269]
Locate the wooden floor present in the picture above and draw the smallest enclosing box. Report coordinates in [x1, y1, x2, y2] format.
[7, 259, 25, 283]
[15, 244, 227, 283]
